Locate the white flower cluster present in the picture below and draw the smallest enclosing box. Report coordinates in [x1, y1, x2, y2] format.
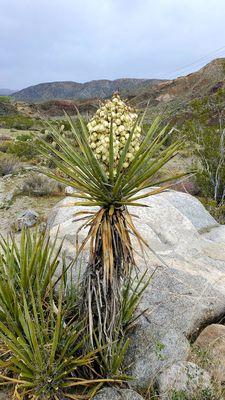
[87, 93, 141, 173]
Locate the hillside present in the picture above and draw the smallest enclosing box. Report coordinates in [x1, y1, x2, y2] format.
[3, 58, 225, 120]
[12, 78, 164, 103]
[131, 58, 225, 112]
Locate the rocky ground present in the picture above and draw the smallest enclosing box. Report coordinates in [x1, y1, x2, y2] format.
[0, 172, 64, 236]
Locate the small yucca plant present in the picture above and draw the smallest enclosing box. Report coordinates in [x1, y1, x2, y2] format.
[0, 230, 122, 399]
[38, 94, 187, 352]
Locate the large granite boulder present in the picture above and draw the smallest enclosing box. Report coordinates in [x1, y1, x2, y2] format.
[48, 190, 225, 393]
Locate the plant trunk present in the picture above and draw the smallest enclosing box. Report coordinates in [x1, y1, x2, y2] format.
[80, 207, 134, 349]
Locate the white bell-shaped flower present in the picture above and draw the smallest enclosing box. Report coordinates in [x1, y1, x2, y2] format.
[87, 93, 142, 173]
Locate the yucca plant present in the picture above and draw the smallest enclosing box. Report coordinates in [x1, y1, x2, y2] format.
[38, 93, 187, 354]
[0, 229, 62, 326]
[0, 230, 125, 399]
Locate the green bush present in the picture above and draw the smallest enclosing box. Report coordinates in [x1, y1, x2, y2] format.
[0, 140, 11, 153]
[7, 140, 38, 160]
[0, 96, 11, 103]
[21, 173, 65, 196]
[198, 197, 225, 224]
[0, 115, 35, 130]
[181, 89, 225, 205]
[16, 132, 33, 142]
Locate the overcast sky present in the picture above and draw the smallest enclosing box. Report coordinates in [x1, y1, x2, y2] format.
[1, 0, 225, 90]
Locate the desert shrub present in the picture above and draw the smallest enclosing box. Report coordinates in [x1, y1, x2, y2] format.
[0, 95, 11, 102]
[7, 139, 38, 160]
[15, 132, 33, 142]
[0, 140, 11, 153]
[43, 118, 83, 144]
[198, 197, 225, 224]
[181, 89, 225, 205]
[0, 154, 20, 176]
[195, 168, 215, 199]
[21, 173, 65, 196]
[55, 118, 71, 131]
[0, 134, 11, 141]
[0, 115, 35, 130]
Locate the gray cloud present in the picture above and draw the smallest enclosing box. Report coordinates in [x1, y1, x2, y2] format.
[1, 0, 225, 89]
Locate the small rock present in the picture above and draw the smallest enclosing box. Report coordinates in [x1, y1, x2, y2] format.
[0, 189, 14, 210]
[2, 173, 13, 179]
[15, 209, 39, 231]
[4, 191, 14, 203]
[193, 324, 225, 383]
[93, 388, 120, 400]
[92, 388, 119, 400]
[120, 389, 145, 399]
[93, 387, 144, 400]
[65, 186, 75, 195]
[157, 362, 212, 399]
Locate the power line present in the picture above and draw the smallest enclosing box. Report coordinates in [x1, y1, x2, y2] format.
[159, 44, 225, 79]
[132, 51, 225, 118]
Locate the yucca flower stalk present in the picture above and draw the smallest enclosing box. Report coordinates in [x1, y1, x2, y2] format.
[38, 94, 187, 356]
[87, 93, 141, 171]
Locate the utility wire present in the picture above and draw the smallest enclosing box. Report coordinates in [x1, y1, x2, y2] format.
[162, 44, 225, 78]
[130, 44, 225, 118]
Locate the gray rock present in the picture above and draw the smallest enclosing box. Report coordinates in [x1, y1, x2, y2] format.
[15, 209, 39, 231]
[93, 387, 144, 400]
[48, 191, 225, 390]
[93, 388, 120, 400]
[65, 185, 75, 195]
[47, 196, 87, 229]
[126, 327, 190, 390]
[0, 178, 15, 209]
[120, 390, 144, 400]
[4, 191, 14, 203]
[202, 225, 225, 244]
[160, 190, 218, 232]
[157, 362, 212, 398]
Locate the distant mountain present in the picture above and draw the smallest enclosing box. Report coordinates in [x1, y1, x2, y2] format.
[0, 89, 15, 96]
[7, 58, 225, 120]
[11, 78, 164, 103]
